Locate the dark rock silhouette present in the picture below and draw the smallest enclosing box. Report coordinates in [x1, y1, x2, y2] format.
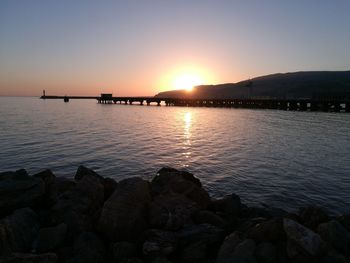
[0, 166, 349, 263]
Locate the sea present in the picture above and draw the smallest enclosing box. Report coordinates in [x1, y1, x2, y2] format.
[0, 97, 349, 214]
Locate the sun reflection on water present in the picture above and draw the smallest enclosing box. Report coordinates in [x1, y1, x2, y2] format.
[182, 112, 192, 164]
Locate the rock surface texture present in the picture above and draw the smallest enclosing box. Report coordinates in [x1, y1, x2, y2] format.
[0, 166, 349, 263]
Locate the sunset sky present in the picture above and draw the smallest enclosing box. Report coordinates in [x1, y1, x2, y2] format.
[1, 1, 350, 96]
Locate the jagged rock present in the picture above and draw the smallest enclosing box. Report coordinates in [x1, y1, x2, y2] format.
[209, 194, 241, 218]
[99, 177, 151, 241]
[75, 165, 103, 181]
[1, 252, 57, 263]
[321, 250, 349, 263]
[55, 177, 76, 195]
[103, 177, 118, 201]
[255, 242, 277, 263]
[216, 232, 242, 263]
[121, 258, 145, 263]
[0, 208, 39, 255]
[33, 169, 57, 206]
[143, 229, 177, 258]
[217, 239, 257, 263]
[36, 223, 67, 252]
[112, 241, 137, 262]
[247, 218, 286, 242]
[50, 167, 104, 237]
[337, 214, 350, 232]
[149, 192, 198, 230]
[0, 169, 45, 215]
[318, 220, 350, 259]
[241, 206, 287, 219]
[194, 210, 226, 228]
[69, 232, 105, 263]
[284, 218, 326, 262]
[299, 206, 329, 231]
[152, 167, 210, 209]
[178, 224, 224, 262]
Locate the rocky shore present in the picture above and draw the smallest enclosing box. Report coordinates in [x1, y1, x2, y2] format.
[0, 166, 349, 263]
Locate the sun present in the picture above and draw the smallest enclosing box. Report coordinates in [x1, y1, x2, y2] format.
[174, 73, 203, 91]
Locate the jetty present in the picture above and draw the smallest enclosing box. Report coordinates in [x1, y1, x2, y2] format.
[40, 93, 350, 112]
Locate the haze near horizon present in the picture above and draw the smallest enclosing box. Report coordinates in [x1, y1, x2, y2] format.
[1, 1, 350, 97]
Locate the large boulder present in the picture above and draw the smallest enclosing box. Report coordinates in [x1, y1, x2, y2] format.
[298, 206, 329, 231]
[112, 241, 137, 262]
[50, 167, 105, 237]
[216, 232, 242, 263]
[194, 210, 226, 228]
[143, 229, 177, 259]
[0, 208, 39, 255]
[33, 169, 57, 206]
[283, 218, 326, 263]
[36, 223, 67, 253]
[0, 169, 45, 215]
[209, 194, 241, 218]
[217, 237, 257, 263]
[255, 242, 277, 263]
[152, 168, 210, 209]
[149, 193, 198, 230]
[98, 177, 151, 241]
[69, 232, 105, 263]
[247, 218, 286, 243]
[177, 224, 225, 262]
[318, 220, 350, 259]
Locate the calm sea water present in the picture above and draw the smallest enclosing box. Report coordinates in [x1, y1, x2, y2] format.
[0, 97, 349, 214]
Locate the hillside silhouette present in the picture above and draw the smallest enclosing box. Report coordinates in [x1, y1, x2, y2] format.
[156, 71, 350, 100]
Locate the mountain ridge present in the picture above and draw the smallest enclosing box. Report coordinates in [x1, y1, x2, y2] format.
[155, 71, 350, 99]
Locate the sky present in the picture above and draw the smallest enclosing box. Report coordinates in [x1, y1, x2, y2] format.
[0, 0, 350, 96]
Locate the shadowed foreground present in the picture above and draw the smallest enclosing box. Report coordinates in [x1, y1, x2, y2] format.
[0, 166, 349, 263]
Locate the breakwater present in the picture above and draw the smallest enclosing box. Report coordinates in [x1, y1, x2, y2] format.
[41, 95, 350, 112]
[1, 166, 349, 263]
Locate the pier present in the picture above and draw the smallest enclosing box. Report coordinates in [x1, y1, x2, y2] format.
[41, 94, 350, 112]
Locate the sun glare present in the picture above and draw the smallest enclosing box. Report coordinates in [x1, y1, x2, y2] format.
[174, 74, 203, 91]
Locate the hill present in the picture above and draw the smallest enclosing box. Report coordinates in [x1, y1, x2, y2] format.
[155, 71, 350, 100]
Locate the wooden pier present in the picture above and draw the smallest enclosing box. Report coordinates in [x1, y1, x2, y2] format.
[41, 95, 350, 112]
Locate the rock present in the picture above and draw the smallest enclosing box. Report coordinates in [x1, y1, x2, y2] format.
[337, 214, 350, 232]
[177, 224, 224, 246]
[112, 241, 137, 262]
[209, 194, 241, 218]
[121, 258, 145, 263]
[247, 218, 286, 242]
[216, 232, 242, 263]
[318, 220, 350, 259]
[255, 242, 277, 263]
[0, 208, 39, 254]
[149, 192, 198, 230]
[152, 167, 210, 209]
[103, 177, 118, 201]
[299, 206, 329, 230]
[143, 229, 177, 258]
[241, 206, 287, 219]
[0, 170, 45, 215]
[177, 224, 224, 262]
[50, 167, 105, 237]
[70, 232, 105, 263]
[55, 177, 76, 195]
[36, 223, 67, 252]
[217, 239, 257, 263]
[284, 218, 326, 262]
[321, 250, 349, 263]
[75, 165, 103, 181]
[1, 252, 57, 263]
[99, 177, 151, 241]
[194, 210, 226, 228]
[33, 169, 57, 206]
